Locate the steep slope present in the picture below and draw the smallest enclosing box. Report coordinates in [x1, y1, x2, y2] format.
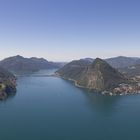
[56, 58, 127, 92]
[0, 67, 16, 100]
[56, 59, 91, 80]
[76, 58, 127, 91]
[0, 55, 61, 74]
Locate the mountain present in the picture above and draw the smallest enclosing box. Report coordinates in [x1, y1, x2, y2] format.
[0, 55, 63, 74]
[105, 56, 139, 68]
[81, 58, 94, 63]
[119, 64, 140, 76]
[57, 56, 140, 79]
[0, 67, 16, 100]
[114, 58, 140, 77]
[135, 59, 140, 65]
[56, 58, 127, 92]
[67, 56, 140, 69]
[56, 59, 93, 80]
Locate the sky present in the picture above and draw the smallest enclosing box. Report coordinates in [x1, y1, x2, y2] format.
[0, 0, 140, 61]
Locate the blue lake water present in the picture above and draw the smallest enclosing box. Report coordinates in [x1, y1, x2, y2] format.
[0, 70, 140, 140]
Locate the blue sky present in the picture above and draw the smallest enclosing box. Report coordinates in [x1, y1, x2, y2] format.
[0, 0, 140, 61]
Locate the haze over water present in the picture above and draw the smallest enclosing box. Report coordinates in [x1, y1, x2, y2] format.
[0, 70, 140, 140]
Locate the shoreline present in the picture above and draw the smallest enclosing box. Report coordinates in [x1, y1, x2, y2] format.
[55, 73, 140, 96]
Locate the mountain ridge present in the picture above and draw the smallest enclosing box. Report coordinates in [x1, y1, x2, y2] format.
[0, 55, 64, 74]
[56, 58, 128, 94]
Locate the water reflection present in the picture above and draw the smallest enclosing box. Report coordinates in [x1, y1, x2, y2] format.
[75, 89, 122, 115]
[81, 89, 122, 115]
[0, 92, 16, 103]
[61, 78, 122, 115]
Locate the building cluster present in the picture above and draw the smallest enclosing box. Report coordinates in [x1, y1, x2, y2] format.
[113, 83, 140, 94]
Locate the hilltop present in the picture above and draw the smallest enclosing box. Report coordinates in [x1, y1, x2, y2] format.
[56, 58, 131, 94]
[0, 55, 64, 74]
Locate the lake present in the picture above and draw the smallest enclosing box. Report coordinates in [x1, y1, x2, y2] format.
[0, 70, 140, 140]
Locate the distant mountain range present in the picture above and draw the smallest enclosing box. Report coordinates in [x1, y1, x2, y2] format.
[0, 55, 65, 74]
[67, 56, 140, 76]
[124, 59, 140, 76]
[82, 56, 140, 68]
[0, 55, 139, 97]
[0, 55, 139, 76]
[105, 56, 140, 68]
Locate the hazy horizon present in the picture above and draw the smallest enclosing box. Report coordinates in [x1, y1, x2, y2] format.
[0, 54, 139, 62]
[0, 0, 140, 61]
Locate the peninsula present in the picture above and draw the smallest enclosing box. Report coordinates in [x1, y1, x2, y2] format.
[56, 58, 140, 95]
